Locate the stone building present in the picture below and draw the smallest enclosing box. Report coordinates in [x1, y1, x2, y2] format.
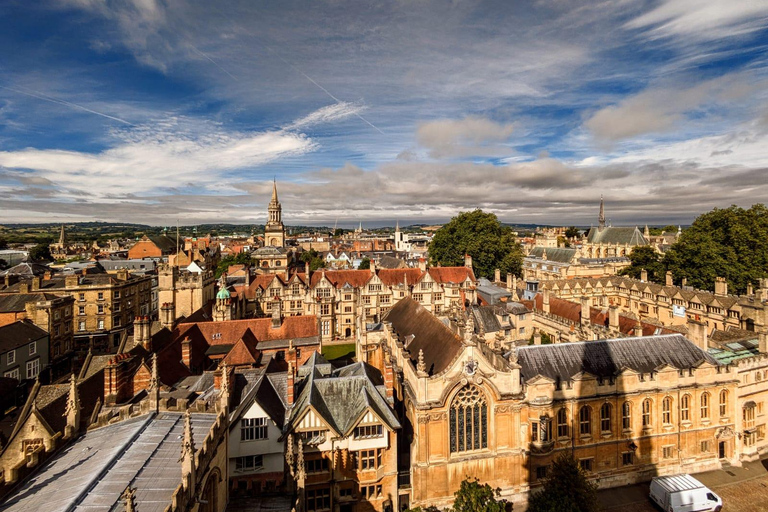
[127, 233, 178, 260]
[581, 197, 649, 259]
[157, 263, 216, 322]
[0, 322, 48, 381]
[235, 262, 476, 342]
[363, 297, 740, 509]
[285, 353, 401, 512]
[523, 246, 631, 281]
[265, 180, 286, 248]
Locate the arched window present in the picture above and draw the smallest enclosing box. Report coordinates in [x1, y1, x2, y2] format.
[557, 408, 568, 438]
[700, 392, 710, 419]
[719, 390, 728, 417]
[744, 402, 756, 447]
[642, 398, 652, 427]
[579, 406, 591, 435]
[622, 402, 632, 430]
[681, 394, 690, 422]
[449, 385, 488, 453]
[600, 403, 612, 433]
[662, 396, 673, 424]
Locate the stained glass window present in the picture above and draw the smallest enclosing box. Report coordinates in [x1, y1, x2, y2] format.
[450, 385, 488, 453]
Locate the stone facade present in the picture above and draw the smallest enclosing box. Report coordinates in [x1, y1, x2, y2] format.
[158, 263, 216, 321]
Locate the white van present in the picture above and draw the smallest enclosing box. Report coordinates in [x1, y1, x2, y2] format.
[649, 474, 722, 512]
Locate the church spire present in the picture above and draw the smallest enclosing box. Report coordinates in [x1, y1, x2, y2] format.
[598, 195, 606, 231]
[59, 224, 66, 246]
[271, 178, 278, 203]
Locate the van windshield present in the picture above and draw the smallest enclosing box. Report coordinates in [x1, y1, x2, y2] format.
[707, 493, 717, 501]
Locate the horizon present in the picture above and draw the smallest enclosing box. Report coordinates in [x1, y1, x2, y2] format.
[1, 1, 767, 226]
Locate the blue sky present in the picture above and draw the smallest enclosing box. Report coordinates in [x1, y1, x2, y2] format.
[1, 0, 767, 227]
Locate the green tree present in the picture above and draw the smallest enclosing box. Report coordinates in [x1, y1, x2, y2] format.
[619, 246, 664, 282]
[451, 477, 507, 512]
[334, 228, 344, 237]
[358, 257, 371, 270]
[557, 236, 571, 248]
[428, 210, 523, 279]
[300, 249, 326, 272]
[215, 252, 254, 278]
[29, 243, 52, 262]
[529, 331, 552, 345]
[527, 453, 599, 512]
[662, 204, 768, 293]
[564, 226, 580, 239]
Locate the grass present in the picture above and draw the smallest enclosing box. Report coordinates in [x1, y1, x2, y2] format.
[322, 343, 356, 361]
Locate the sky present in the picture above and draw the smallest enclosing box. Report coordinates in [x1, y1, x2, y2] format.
[0, 0, 767, 228]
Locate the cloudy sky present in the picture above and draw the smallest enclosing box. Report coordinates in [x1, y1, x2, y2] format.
[1, 0, 767, 227]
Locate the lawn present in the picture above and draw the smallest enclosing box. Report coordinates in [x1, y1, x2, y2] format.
[321, 343, 356, 361]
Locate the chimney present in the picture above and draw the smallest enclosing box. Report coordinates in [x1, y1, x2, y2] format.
[370, 258, 376, 274]
[682, 277, 688, 287]
[271, 299, 282, 329]
[160, 303, 174, 329]
[494, 269, 501, 283]
[759, 332, 767, 354]
[533, 329, 542, 345]
[714, 277, 728, 296]
[18, 283, 29, 294]
[687, 319, 708, 352]
[104, 355, 132, 405]
[581, 297, 591, 326]
[305, 261, 310, 277]
[666, 271, 673, 287]
[634, 321, 643, 337]
[506, 273, 513, 291]
[640, 269, 648, 282]
[44, 271, 52, 281]
[31, 276, 41, 291]
[287, 362, 295, 405]
[181, 337, 192, 369]
[609, 305, 620, 331]
[418, 258, 426, 272]
[543, 289, 550, 314]
[464, 254, 472, 269]
[214, 364, 232, 393]
[383, 362, 394, 402]
[747, 282, 754, 296]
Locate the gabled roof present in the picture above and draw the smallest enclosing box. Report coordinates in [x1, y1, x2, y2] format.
[221, 331, 261, 366]
[586, 226, 647, 246]
[516, 334, 719, 382]
[427, 267, 476, 284]
[177, 316, 319, 347]
[0, 262, 51, 277]
[310, 270, 372, 288]
[383, 296, 463, 376]
[527, 246, 577, 264]
[377, 268, 425, 287]
[0, 321, 48, 352]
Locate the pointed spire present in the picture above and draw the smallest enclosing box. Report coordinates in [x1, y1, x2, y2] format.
[59, 224, 66, 246]
[121, 486, 137, 512]
[64, 373, 80, 438]
[598, 195, 606, 231]
[644, 224, 650, 238]
[150, 353, 159, 390]
[271, 178, 278, 203]
[179, 410, 196, 490]
[395, 220, 400, 232]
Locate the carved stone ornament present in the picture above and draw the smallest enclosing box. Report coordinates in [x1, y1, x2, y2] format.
[717, 426, 736, 439]
[464, 358, 478, 376]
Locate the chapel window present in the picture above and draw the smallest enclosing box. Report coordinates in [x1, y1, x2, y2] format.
[449, 385, 488, 453]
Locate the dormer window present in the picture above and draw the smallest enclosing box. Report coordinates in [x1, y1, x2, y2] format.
[354, 425, 383, 439]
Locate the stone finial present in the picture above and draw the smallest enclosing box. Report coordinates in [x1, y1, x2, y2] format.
[219, 362, 230, 412]
[297, 437, 306, 481]
[149, 353, 159, 390]
[286, 434, 295, 476]
[64, 373, 81, 438]
[494, 330, 505, 350]
[122, 485, 137, 512]
[179, 410, 196, 491]
[509, 345, 518, 364]
[417, 349, 426, 374]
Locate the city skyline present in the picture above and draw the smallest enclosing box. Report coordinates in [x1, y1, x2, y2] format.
[1, 0, 767, 226]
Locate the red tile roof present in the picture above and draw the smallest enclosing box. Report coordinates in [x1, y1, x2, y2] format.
[428, 267, 476, 284]
[177, 316, 319, 347]
[377, 268, 424, 287]
[310, 270, 371, 288]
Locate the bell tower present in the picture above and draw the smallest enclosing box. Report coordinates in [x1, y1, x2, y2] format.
[265, 179, 285, 247]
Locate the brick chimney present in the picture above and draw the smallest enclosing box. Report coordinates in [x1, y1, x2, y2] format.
[747, 282, 754, 296]
[533, 329, 542, 345]
[666, 271, 673, 287]
[17, 283, 29, 294]
[506, 273, 513, 291]
[714, 277, 728, 296]
[181, 337, 192, 369]
[286, 362, 295, 405]
[383, 361, 394, 402]
[369, 258, 376, 274]
[688, 319, 708, 352]
[271, 299, 282, 329]
[580, 296, 590, 326]
[634, 321, 643, 337]
[464, 254, 472, 269]
[160, 302, 174, 329]
[418, 258, 426, 272]
[640, 269, 648, 282]
[104, 354, 133, 405]
[31, 277, 41, 291]
[494, 269, 501, 283]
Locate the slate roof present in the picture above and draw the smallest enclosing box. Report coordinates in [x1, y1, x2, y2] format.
[0, 262, 51, 277]
[0, 321, 48, 352]
[471, 306, 502, 333]
[0, 292, 65, 312]
[288, 359, 400, 437]
[527, 246, 577, 264]
[516, 334, 719, 382]
[586, 226, 647, 246]
[383, 296, 463, 376]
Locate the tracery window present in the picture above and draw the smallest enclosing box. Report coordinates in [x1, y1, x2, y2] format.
[449, 385, 488, 453]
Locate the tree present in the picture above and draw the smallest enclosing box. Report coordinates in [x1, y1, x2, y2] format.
[527, 453, 599, 512]
[428, 210, 523, 280]
[215, 252, 254, 278]
[529, 331, 552, 345]
[564, 227, 580, 239]
[557, 236, 571, 248]
[451, 477, 507, 512]
[0, 258, 8, 270]
[29, 243, 52, 262]
[662, 204, 768, 293]
[0, 236, 7, 250]
[619, 246, 664, 282]
[334, 228, 344, 237]
[358, 257, 371, 270]
[300, 249, 326, 272]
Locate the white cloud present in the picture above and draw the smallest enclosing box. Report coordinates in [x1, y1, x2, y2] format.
[625, 0, 768, 41]
[416, 116, 515, 159]
[285, 101, 366, 131]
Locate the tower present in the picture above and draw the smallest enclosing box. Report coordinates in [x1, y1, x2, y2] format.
[265, 179, 285, 247]
[598, 195, 606, 232]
